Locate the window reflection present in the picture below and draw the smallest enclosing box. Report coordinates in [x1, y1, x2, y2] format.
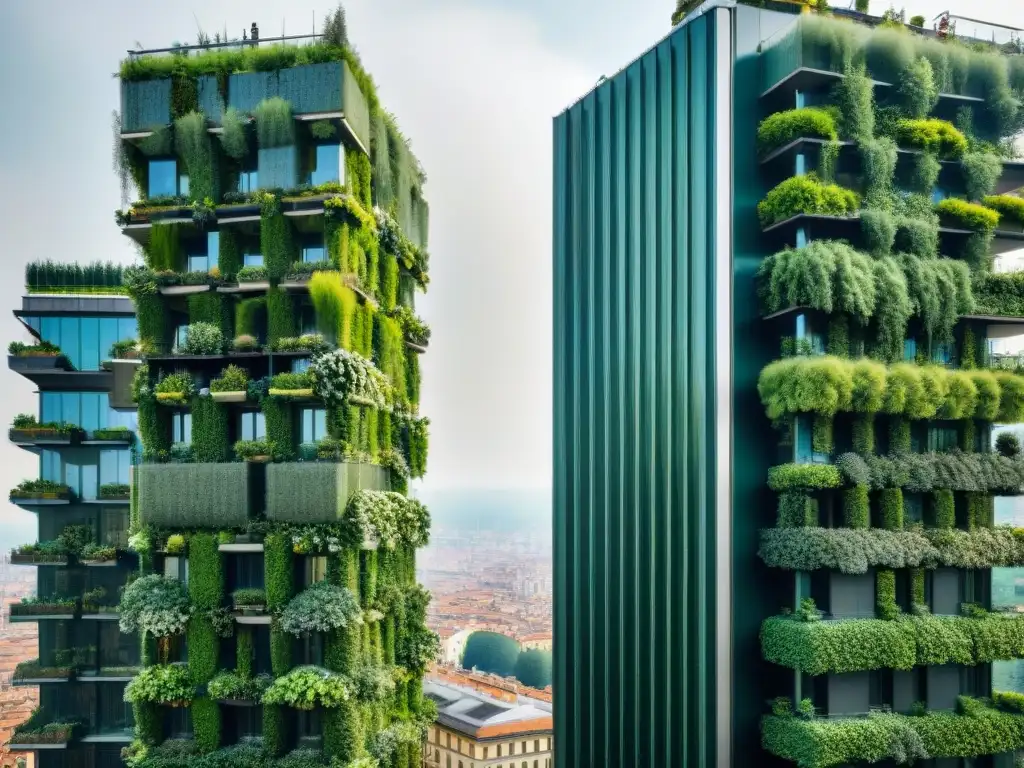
[172, 412, 192, 444]
[148, 159, 178, 198]
[240, 411, 266, 441]
[300, 408, 327, 443]
[307, 143, 341, 186]
[243, 253, 264, 267]
[27, 316, 137, 371]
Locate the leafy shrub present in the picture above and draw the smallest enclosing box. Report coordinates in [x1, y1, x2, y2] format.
[761, 615, 916, 674]
[961, 152, 1003, 201]
[757, 108, 838, 153]
[209, 365, 248, 392]
[233, 439, 276, 460]
[118, 574, 191, 637]
[898, 253, 974, 343]
[767, 464, 842, 492]
[757, 241, 876, 322]
[237, 266, 268, 282]
[894, 118, 968, 158]
[279, 582, 361, 637]
[271, 334, 329, 353]
[261, 666, 351, 709]
[155, 372, 195, 402]
[123, 665, 193, 705]
[309, 348, 390, 408]
[758, 356, 854, 419]
[79, 543, 117, 562]
[231, 588, 266, 608]
[345, 489, 430, 548]
[935, 197, 1001, 231]
[757, 176, 860, 228]
[179, 322, 223, 355]
[207, 671, 272, 702]
[232, 334, 260, 352]
[997, 433, 1021, 458]
[983, 194, 1024, 227]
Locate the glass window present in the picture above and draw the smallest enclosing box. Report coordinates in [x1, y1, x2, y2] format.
[240, 411, 266, 441]
[292, 358, 311, 374]
[933, 342, 954, 366]
[239, 154, 259, 193]
[904, 338, 918, 362]
[176, 325, 189, 348]
[188, 255, 209, 273]
[928, 426, 959, 452]
[308, 143, 341, 186]
[301, 408, 327, 443]
[179, 173, 190, 198]
[25, 315, 137, 371]
[243, 252, 264, 267]
[207, 232, 220, 270]
[172, 413, 192, 444]
[301, 235, 326, 264]
[795, 313, 825, 355]
[149, 159, 178, 198]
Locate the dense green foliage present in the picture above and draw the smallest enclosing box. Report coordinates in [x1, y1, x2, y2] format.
[123, 664, 193, 705]
[936, 197, 1001, 232]
[984, 194, 1024, 227]
[757, 108, 838, 152]
[757, 176, 860, 228]
[894, 119, 968, 158]
[768, 464, 843, 492]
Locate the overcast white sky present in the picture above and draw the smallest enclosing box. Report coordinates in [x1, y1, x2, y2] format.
[0, 0, 1021, 538]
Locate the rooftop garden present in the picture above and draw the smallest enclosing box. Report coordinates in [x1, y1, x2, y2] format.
[25, 260, 127, 295]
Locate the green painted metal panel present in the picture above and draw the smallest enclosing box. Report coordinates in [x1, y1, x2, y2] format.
[138, 463, 256, 528]
[553, 12, 722, 767]
[265, 462, 388, 523]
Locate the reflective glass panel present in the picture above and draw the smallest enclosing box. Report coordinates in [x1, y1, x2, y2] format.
[148, 159, 178, 198]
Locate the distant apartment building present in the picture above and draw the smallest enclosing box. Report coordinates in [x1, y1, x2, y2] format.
[517, 633, 551, 652]
[439, 628, 473, 666]
[422, 671, 553, 768]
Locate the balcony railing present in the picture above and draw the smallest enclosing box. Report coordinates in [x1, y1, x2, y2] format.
[266, 461, 388, 523]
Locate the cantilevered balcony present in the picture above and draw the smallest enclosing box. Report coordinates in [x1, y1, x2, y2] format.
[137, 462, 262, 529]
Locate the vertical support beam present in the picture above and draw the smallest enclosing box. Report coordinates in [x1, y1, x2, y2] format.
[713, 7, 734, 768]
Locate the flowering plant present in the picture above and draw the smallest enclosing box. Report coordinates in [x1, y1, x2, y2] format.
[279, 581, 361, 636]
[309, 348, 390, 409]
[289, 524, 346, 554]
[345, 490, 429, 549]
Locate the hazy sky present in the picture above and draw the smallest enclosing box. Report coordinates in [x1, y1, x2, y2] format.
[0, 0, 1021, 538]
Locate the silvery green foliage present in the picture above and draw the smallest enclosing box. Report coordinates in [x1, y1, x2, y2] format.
[759, 526, 1024, 573]
[279, 581, 361, 637]
[374, 207, 401, 254]
[309, 348, 389, 409]
[370, 722, 422, 762]
[261, 665, 351, 709]
[861, 451, 1024, 493]
[289, 525, 345, 554]
[349, 663, 396, 703]
[346, 490, 427, 548]
[118, 574, 191, 637]
[179, 322, 223, 355]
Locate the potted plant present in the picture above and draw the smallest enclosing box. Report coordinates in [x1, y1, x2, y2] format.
[10, 541, 69, 566]
[237, 265, 269, 284]
[9, 479, 72, 502]
[210, 365, 249, 403]
[7, 709, 78, 747]
[79, 543, 118, 566]
[233, 439, 276, 463]
[81, 587, 117, 615]
[123, 664, 194, 708]
[10, 595, 78, 618]
[176, 322, 223, 356]
[272, 334, 329, 354]
[309, 348, 388, 409]
[118, 575, 191, 664]
[232, 334, 261, 353]
[267, 371, 315, 399]
[154, 372, 195, 405]
[279, 581, 360, 637]
[935, 197, 1000, 233]
[161, 534, 187, 555]
[13, 658, 74, 683]
[207, 671, 272, 706]
[98, 483, 130, 501]
[108, 338, 145, 360]
[231, 588, 267, 615]
[9, 415, 81, 444]
[91, 426, 134, 442]
[8, 340, 70, 370]
[262, 665, 351, 709]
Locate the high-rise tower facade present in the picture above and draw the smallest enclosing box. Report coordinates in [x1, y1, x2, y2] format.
[554, 3, 1024, 766]
[9, 15, 436, 768]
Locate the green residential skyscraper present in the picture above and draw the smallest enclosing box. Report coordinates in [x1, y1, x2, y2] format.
[554, 3, 1024, 766]
[8, 14, 436, 768]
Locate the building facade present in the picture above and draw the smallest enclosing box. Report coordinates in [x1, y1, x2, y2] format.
[7, 285, 140, 767]
[8, 19, 436, 768]
[421, 673, 552, 768]
[554, 3, 1024, 766]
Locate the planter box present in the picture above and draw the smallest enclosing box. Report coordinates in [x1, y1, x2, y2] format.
[10, 490, 72, 505]
[139, 462, 261, 528]
[8, 355, 68, 372]
[217, 698, 259, 707]
[266, 461, 389, 523]
[81, 558, 118, 567]
[10, 554, 68, 566]
[211, 391, 247, 403]
[10, 607, 77, 621]
[267, 388, 315, 399]
[233, 605, 266, 615]
[155, 392, 188, 405]
[8, 428, 78, 445]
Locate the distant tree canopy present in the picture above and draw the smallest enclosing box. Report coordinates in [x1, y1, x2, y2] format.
[514, 648, 553, 689]
[461, 631, 521, 678]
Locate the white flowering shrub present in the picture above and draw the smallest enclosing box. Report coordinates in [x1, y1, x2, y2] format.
[179, 322, 223, 355]
[279, 581, 361, 636]
[118, 574, 191, 637]
[309, 348, 390, 409]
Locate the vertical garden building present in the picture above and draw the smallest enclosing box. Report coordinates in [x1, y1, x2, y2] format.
[9, 21, 437, 768]
[554, 3, 1024, 766]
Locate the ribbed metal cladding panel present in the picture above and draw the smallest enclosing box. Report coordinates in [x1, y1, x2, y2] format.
[553, 11, 724, 768]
